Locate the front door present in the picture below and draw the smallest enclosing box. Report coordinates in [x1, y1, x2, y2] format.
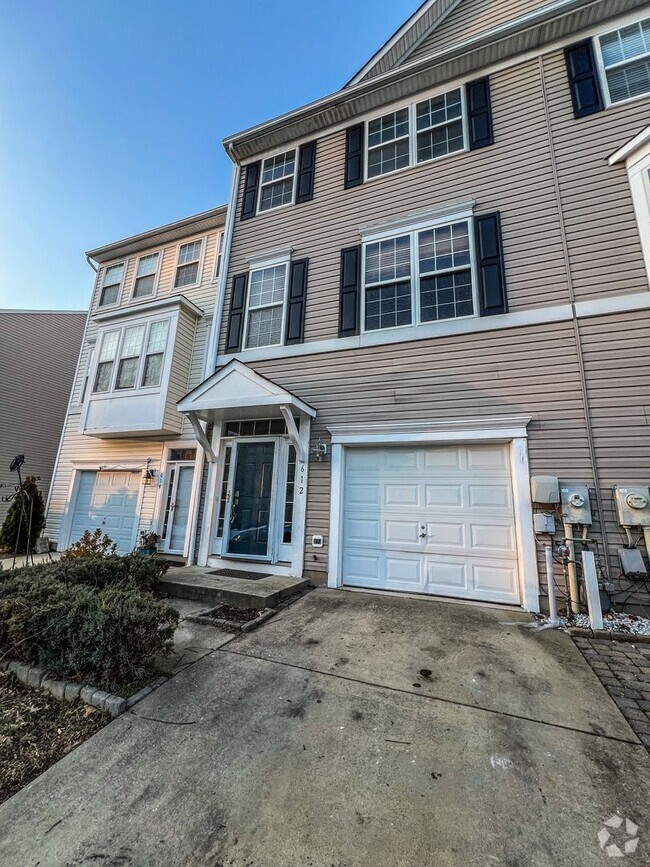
[161, 463, 195, 554]
[226, 441, 276, 558]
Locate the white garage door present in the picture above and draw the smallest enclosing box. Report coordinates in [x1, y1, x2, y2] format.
[342, 444, 520, 604]
[70, 471, 140, 555]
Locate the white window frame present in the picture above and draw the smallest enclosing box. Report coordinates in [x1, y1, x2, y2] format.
[256, 148, 298, 215]
[173, 237, 205, 291]
[131, 251, 162, 301]
[242, 251, 291, 350]
[360, 211, 478, 335]
[97, 261, 126, 309]
[364, 85, 468, 183]
[91, 314, 172, 397]
[593, 14, 650, 108]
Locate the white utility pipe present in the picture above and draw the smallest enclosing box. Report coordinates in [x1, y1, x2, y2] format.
[563, 522, 581, 614]
[545, 546, 560, 626]
[582, 550, 603, 631]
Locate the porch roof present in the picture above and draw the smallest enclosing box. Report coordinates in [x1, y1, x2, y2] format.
[177, 359, 316, 423]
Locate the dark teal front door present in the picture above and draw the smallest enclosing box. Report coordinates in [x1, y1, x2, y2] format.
[227, 441, 275, 558]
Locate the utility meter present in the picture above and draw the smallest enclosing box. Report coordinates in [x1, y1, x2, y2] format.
[613, 485, 650, 527]
[560, 483, 592, 525]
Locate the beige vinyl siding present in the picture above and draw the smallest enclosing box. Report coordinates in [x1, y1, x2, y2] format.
[44, 412, 166, 544]
[405, 0, 557, 64]
[246, 319, 592, 576]
[47, 224, 224, 551]
[221, 59, 573, 352]
[540, 50, 650, 302]
[0, 310, 86, 525]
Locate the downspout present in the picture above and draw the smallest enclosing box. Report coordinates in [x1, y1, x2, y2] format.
[538, 55, 611, 582]
[205, 149, 241, 377]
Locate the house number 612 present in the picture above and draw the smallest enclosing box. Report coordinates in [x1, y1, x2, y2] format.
[298, 464, 306, 495]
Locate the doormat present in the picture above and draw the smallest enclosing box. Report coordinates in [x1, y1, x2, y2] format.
[208, 568, 271, 581]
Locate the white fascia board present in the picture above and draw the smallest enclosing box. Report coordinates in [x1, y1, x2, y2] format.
[328, 416, 532, 444]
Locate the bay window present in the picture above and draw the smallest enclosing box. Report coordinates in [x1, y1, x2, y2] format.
[92, 318, 170, 395]
[363, 219, 475, 332]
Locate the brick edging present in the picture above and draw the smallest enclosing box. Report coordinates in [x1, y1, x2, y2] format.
[0, 658, 168, 718]
[567, 627, 650, 644]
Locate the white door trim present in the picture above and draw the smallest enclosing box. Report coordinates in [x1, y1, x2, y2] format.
[327, 423, 540, 612]
[155, 440, 202, 560]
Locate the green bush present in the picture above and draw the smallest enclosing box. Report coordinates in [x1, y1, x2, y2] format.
[0, 476, 45, 554]
[1, 553, 168, 593]
[0, 576, 178, 691]
[62, 528, 117, 560]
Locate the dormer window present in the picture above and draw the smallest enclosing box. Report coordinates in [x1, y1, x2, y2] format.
[174, 240, 203, 289]
[133, 253, 160, 298]
[99, 264, 124, 307]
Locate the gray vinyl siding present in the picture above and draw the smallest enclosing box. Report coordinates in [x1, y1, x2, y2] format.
[220, 47, 649, 355]
[0, 310, 85, 527]
[46, 224, 224, 552]
[405, 0, 560, 64]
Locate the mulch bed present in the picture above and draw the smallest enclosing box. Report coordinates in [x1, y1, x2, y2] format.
[0, 671, 108, 804]
[207, 605, 262, 624]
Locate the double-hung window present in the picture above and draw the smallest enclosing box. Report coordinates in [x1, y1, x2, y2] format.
[367, 87, 466, 179]
[598, 17, 650, 104]
[99, 264, 124, 307]
[363, 219, 475, 332]
[174, 240, 203, 289]
[259, 151, 296, 212]
[133, 253, 159, 298]
[245, 264, 288, 348]
[92, 319, 170, 394]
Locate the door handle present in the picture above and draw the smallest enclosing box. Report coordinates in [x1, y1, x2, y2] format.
[419, 525, 427, 539]
[419, 532, 427, 538]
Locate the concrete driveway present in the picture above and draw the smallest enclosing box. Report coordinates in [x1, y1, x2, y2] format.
[1, 588, 648, 867]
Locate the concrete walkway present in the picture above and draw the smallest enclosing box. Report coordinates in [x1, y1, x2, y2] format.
[1, 589, 648, 866]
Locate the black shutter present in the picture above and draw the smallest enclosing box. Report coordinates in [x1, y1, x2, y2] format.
[474, 213, 507, 317]
[285, 259, 308, 344]
[240, 162, 261, 220]
[466, 77, 493, 150]
[225, 273, 249, 352]
[338, 246, 361, 337]
[564, 40, 604, 119]
[344, 123, 365, 189]
[296, 142, 317, 203]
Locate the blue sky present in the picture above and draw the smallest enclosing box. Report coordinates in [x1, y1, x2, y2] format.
[0, 0, 417, 310]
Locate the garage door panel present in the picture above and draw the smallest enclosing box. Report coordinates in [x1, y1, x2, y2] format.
[70, 471, 139, 555]
[342, 444, 520, 605]
[384, 483, 420, 507]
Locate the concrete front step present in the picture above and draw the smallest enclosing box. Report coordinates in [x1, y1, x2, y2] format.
[158, 569, 310, 609]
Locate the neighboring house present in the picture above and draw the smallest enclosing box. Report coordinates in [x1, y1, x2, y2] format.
[0, 309, 85, 528]
[179, 0, 650, 612]
[45, 208, 226, 558]
[48, 1, 650, 615]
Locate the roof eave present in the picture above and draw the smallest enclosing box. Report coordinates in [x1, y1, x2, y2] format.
[222, 0, 643, 162]
[87, 205, 228, 264]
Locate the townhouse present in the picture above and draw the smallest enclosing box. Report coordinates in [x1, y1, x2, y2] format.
[48, 0, 650, 614]
[45, 208, 225, 559]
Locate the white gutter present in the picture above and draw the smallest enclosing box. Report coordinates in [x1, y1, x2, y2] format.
[205, 156, 241, 377]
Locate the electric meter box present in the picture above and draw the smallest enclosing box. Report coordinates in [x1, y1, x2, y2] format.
[531, 476, 560, 504]
[560, 483, 592, 525]
[613, 485, 650, 528]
